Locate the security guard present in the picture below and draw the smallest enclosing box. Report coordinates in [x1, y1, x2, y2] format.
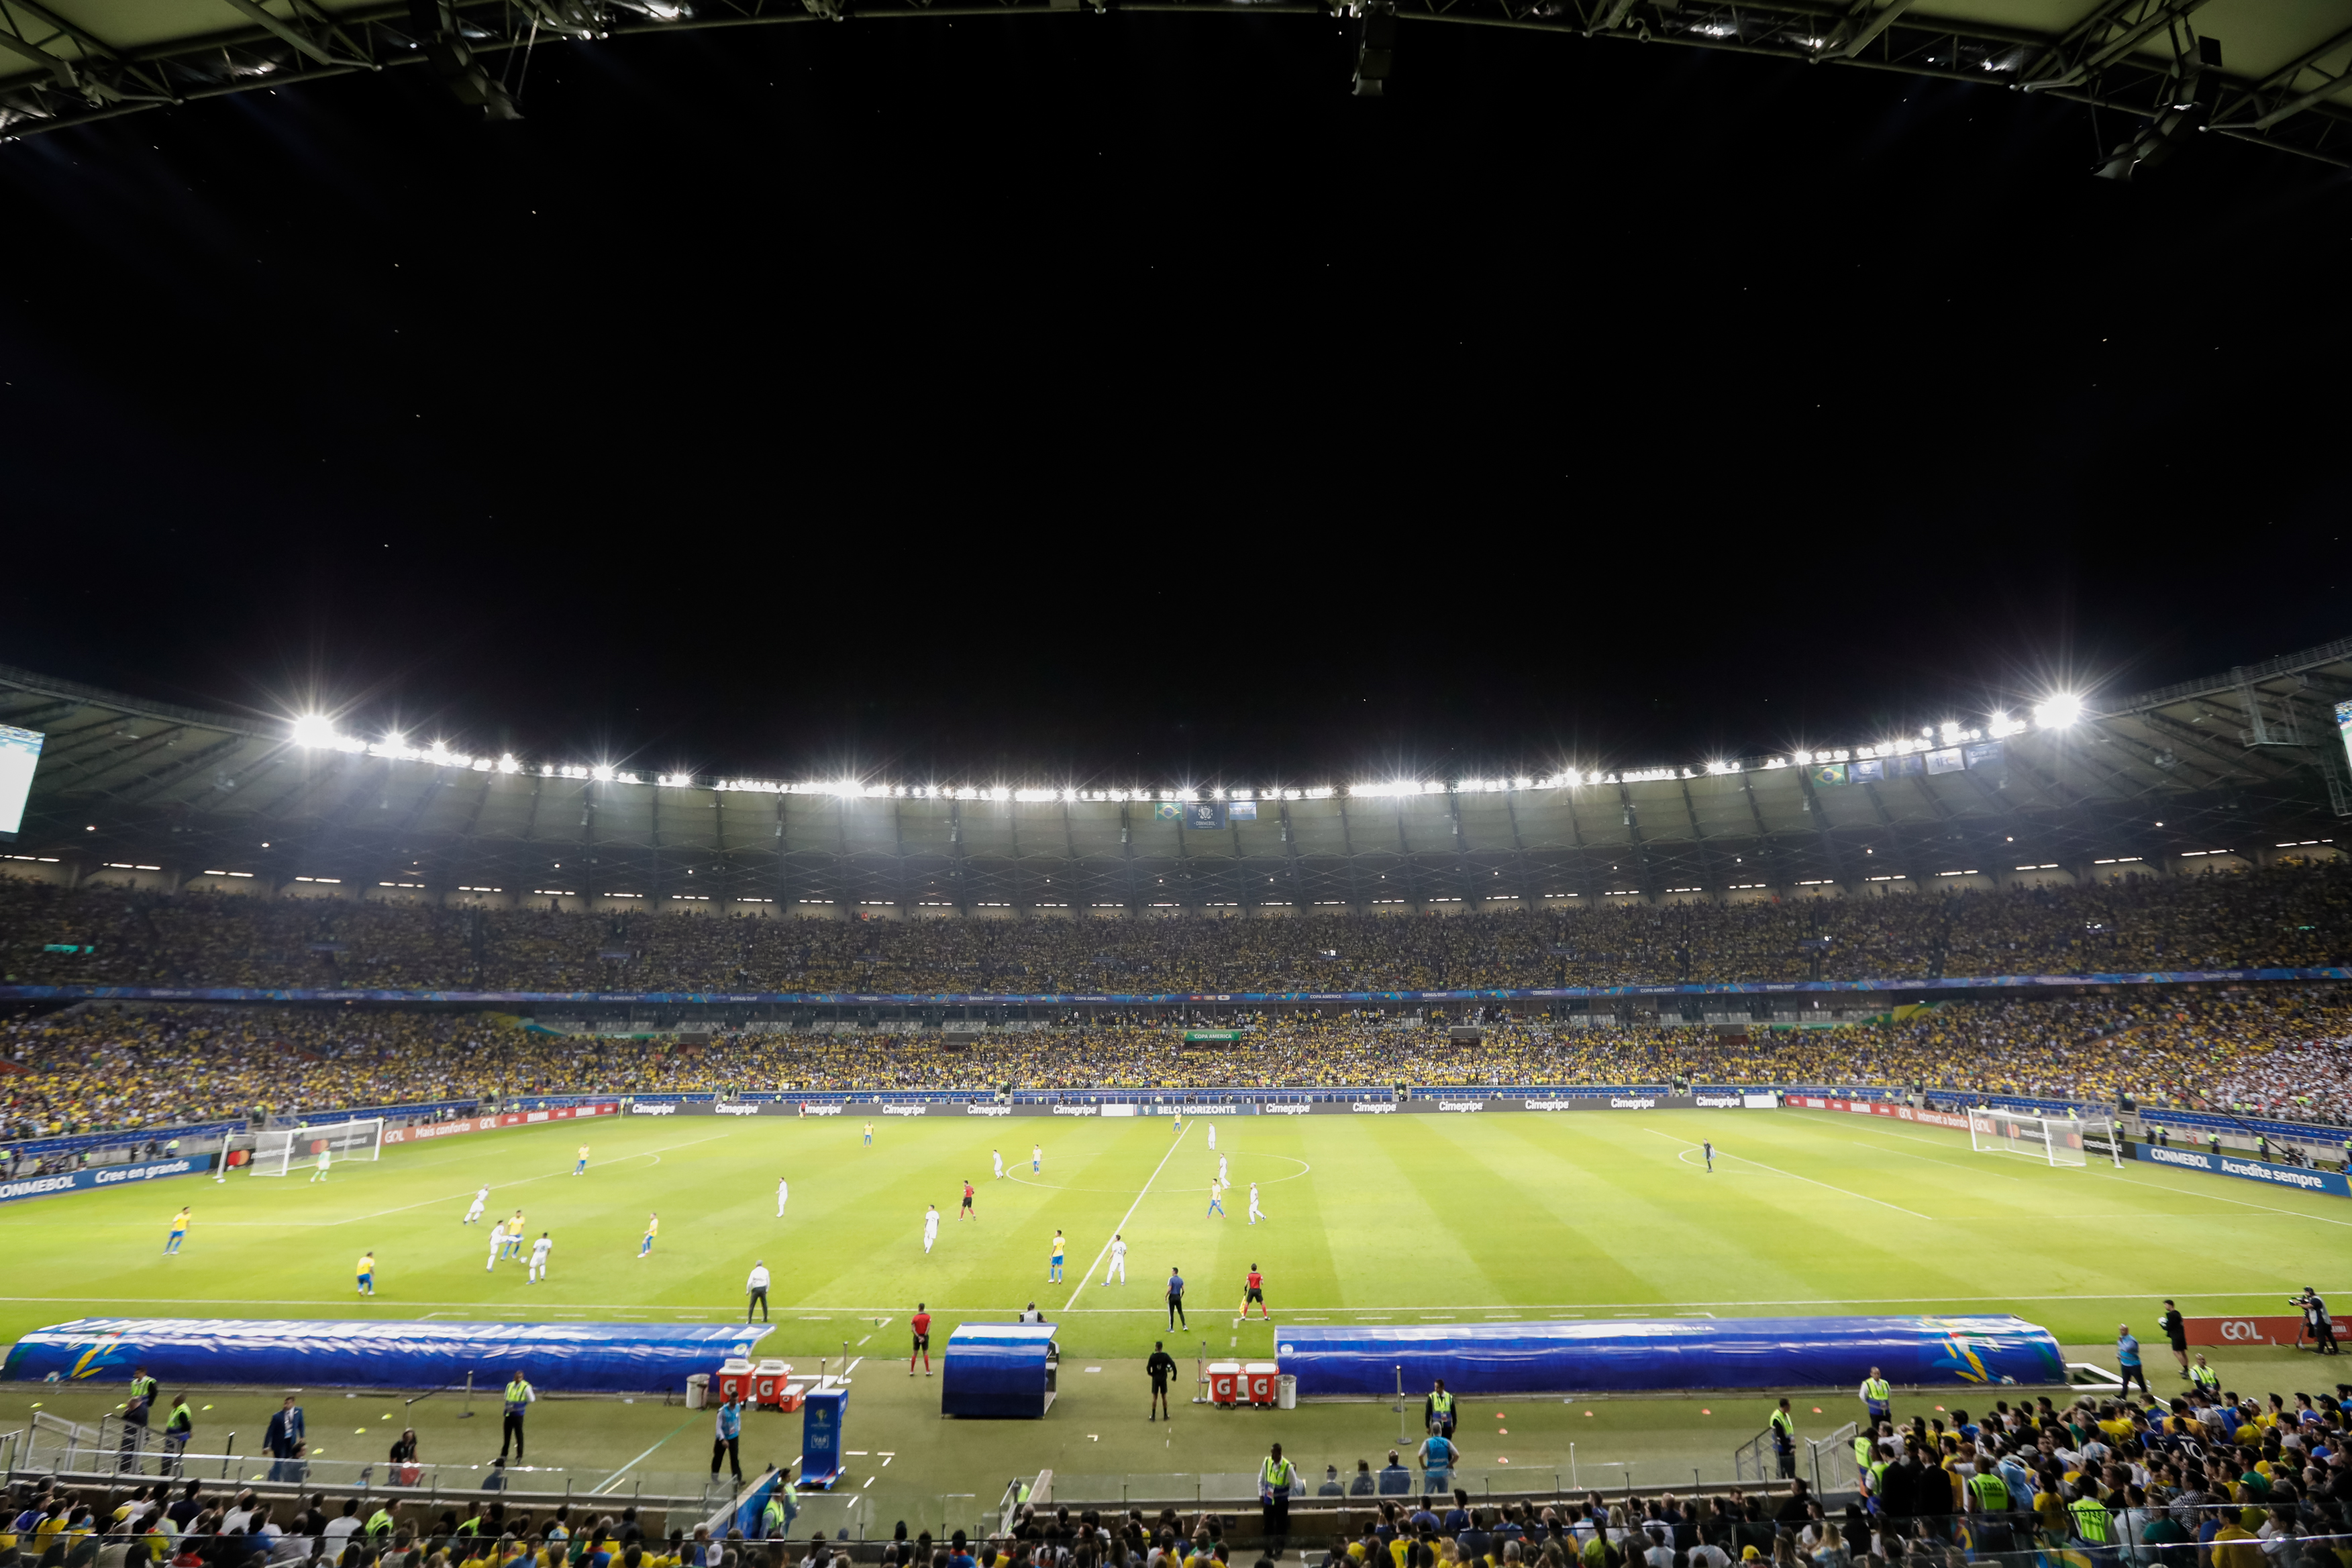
[1859, 1367, 1892, 1424]
[1769, 1398, 1798, 1479]
[127, 1367, 160, 1405]
[1966, 1465, 2010, 1514]
[762, 1474, 799, 1539]
[1260, 1441, 1298, 1554]
[1853, 1426, 1875, 1472]
[2190, 1355, 2220, 1392]
[162, 1394, 195, 1474]
[499, 1369, 538, 1461]
[1423, 1379, 1457, 1438]
[164, 1138, 180, 1161]
[2067, 1487, 2113, 1545]
[366, 1504, 397, 1540]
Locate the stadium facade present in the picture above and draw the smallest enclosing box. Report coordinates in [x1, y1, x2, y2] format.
[4, 638, 2349, 923]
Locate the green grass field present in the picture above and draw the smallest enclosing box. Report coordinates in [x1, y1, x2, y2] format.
[3, 1107, 2346, 1530]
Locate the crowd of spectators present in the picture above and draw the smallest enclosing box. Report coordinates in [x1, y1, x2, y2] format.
[0, 1480, 729, 1568]
[1286, 1382, 2352, 1568]
[6, 983, 2352, 1143]
[5, 864, 2351, 996]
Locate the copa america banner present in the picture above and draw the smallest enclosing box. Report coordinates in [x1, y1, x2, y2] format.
[1276, 1315, 2065, 1397]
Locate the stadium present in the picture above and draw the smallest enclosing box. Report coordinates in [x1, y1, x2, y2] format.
[2, 630, 2351, 1568]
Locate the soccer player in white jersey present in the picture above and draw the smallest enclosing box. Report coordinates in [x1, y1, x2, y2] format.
[485, 1218, 507, 1271]
[310, 1143, 331, 1184]
[528, 1231, 552, 1283]
[922, 1203, 941, 1255]
[1217, 1154, 1228, 1186]
[992, 1149, 1005, 1180]
[1247, 1182, 1266, 1226]
[1031, 1143, 1041, 1173]
[1207, 1122, 1217, 1151]
[464, 1186, 489, 1225]
[776, 1176, 789, 1218]
[1105, 1233, 1128, 1285]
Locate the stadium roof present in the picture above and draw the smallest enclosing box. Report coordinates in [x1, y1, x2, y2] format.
[5, 637, 2349, 908]
[2, 0, 2346, 168]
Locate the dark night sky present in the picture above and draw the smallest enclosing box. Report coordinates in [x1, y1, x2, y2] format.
[2, 13, 2348, 787]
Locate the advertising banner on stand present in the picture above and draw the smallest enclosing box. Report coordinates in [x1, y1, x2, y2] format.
[0, 1156, 205, 1206]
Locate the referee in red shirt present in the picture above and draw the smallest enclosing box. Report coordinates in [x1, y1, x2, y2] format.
[1238, 1264, 1268, 1322]
[910, 1303, 933, 1376]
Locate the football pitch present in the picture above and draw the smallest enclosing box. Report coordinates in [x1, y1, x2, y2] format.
[2, 1107, 2346, 1526]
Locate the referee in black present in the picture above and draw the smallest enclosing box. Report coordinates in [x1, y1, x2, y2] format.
[1147, 1341, 1178, 1420]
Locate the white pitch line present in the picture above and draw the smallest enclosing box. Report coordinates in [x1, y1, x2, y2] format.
[2086, 1165, 2352, 1229]
[594, 1423, 697, 1493]
[189, 1133, 739, 1229]
[1062, 1119, 1193, 1314]
[1643, 1129, 1930, 1219]
[1851, 1141, 2027, 1183]
[6, 1284, 2345, 1314]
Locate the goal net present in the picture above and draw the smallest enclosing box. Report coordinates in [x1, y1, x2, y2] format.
[1970, 1108, 2088, 1167]
[248, 1118, 387, 1177]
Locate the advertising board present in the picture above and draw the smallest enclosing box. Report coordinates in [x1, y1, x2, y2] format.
[0, 1155, 203, 1206]
[2181, 1315, 2311, 1347]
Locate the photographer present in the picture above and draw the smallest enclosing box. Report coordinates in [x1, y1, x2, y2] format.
[2289, 1289, 2337, 1355]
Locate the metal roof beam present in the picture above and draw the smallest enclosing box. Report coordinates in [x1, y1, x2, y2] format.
[2214, 23, 2352, 128]
[203, 0, 359, 63]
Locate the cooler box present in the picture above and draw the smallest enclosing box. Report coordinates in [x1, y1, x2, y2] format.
[1245, 1361, 1280, 1406]
[754, 1358, 792, 1410]
[717, 1357, 754, 1404]
[686, 1373, 710, 1410]
[1208, 1361, 1243, 1406]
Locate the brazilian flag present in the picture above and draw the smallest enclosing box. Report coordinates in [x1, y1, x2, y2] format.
[1810, 763, 1849, 786]
[1154, 802, 1184, 821]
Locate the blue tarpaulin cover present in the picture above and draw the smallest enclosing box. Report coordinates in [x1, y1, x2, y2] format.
[1272, 1315, 2063, 1397]
[0, 1318, 773, 1393]
[941, 1322, 1058, 1418]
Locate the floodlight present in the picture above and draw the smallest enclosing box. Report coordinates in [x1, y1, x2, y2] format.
[291, 714, 338, 747]
[2033, 694, 2085, 729]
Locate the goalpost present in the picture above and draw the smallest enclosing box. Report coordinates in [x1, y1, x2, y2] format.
[1969, 1108, 2118, 1167]
[247, 1117, 387, 1177]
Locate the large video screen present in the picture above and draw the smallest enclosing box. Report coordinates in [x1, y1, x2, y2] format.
[0, 725, 44, 840]
[2340, 701, 2352, 780]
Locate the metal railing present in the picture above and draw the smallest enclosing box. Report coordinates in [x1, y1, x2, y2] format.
[1804, 1423, 1858, 1497]
[1034, 1463, 1753, 1510]
[1731, 1429, 1789, 1485]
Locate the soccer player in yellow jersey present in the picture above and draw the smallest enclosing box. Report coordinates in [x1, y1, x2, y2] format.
[574, 1145, 589, 1175]
[639, 1212, 659, 1257]
[164, 1207, 191, 1255]
[356, 1251, 376, 1297]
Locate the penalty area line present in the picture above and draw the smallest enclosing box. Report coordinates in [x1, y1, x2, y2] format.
[1643, 1129, 1931, 1218]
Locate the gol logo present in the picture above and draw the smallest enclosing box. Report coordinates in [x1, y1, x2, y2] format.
[2219, 1320, 2266, 1341]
